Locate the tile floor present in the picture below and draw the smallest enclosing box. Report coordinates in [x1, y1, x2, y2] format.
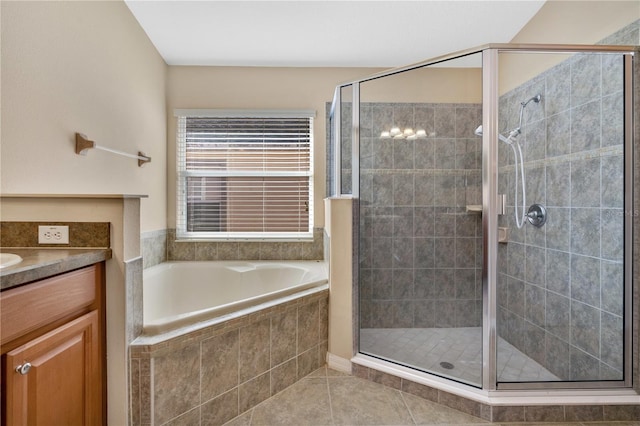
[360, 327, 559, 386]
[223, 366, 639, 426]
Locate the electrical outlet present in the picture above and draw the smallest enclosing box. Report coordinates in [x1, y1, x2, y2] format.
[38, 225, 69, 244]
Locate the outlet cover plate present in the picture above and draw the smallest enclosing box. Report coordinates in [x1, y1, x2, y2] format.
[38, 225, 69, 244]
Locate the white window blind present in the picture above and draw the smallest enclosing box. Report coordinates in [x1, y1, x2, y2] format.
[176, 110, 314, 240]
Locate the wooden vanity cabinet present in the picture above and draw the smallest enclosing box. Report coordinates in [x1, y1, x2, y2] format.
[1, 263, 105, 426]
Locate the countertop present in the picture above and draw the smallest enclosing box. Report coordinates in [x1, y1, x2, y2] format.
[0, 248, 112, 291]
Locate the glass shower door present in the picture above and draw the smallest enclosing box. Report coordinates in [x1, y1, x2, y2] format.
[357, 53, 485, 387]
[495, 50, 629, 385]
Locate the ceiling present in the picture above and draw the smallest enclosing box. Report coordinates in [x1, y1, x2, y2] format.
[125, 0, 546, 68]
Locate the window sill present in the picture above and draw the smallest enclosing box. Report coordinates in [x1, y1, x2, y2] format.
[174, 237, 315, 243]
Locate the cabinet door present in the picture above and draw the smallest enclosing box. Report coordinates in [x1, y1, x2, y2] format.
[4, 311, 100, 426]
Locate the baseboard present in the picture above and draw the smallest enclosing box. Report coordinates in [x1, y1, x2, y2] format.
[327, 352, 352, 374]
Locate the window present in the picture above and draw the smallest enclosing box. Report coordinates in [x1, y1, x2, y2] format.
[176, 110, 314, 240]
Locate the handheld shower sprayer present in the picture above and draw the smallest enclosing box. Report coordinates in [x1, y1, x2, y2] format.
[474, 125, 513, 145]
[475, 93, 542, 229]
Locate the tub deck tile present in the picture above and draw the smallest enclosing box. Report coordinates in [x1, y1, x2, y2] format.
[201, 329, 239, 401]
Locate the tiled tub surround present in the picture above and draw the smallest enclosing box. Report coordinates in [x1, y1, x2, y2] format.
[141, 229, 167, 269]
[358, 102, 483, 329]
[496, 50, 627, 382]
[129, 290, 328, 426]
[142, 228, 325, 269]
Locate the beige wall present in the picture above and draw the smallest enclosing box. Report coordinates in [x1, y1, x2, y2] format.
[500, 0, 639, 93]
[512, 0, 638, 45]
[166, 66, 382, 228]
[0, 1, 167, 233]
[325, 197, 354, 366]
[359, 65, 483, 104]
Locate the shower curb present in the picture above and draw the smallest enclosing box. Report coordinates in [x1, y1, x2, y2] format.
[351, 361, 640, 423]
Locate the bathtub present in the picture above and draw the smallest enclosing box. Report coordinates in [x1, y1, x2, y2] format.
[131, 261, 329, 424]
[142, 260, 328, 335]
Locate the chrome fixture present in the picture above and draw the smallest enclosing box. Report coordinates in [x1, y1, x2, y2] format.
[512, 94, 542, 138]
[475, 93, 542, 229]
[526, 203, 547, 227]
[475, 125, 512, 145]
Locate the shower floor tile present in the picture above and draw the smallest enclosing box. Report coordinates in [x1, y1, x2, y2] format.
[360, 327, 559, 386]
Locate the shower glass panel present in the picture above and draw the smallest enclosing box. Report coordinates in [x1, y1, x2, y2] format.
[358, 53, 484, 387]
[495, 51, 627, 384]
[340, 85, 354, 194]
[328, 85, 353, 197]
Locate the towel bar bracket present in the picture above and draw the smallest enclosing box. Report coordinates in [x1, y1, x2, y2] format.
[75, 132, 151, 167]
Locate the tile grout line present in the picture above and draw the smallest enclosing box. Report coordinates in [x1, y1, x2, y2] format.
[326, 368, 336, 425]
[235, 366, 328, 426]
[247, 405, 255, 425]
[399, 390, 419, 425]
[199, 339, 203, 424]
[237, 328, 241, 424]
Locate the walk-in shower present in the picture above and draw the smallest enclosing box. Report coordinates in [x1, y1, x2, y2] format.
[328, 43, 637, 403]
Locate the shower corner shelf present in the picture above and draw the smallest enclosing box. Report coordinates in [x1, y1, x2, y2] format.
[465, 204, 482, 213]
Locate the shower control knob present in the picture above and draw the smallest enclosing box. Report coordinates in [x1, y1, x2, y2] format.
[526, 204, 547, 228]
[16, 362, 32, 375]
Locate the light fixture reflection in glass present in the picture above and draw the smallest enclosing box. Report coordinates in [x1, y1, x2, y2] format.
[380, 127, 427, 140]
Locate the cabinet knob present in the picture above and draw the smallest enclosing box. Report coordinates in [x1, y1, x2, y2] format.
[16, 363, 32, 375]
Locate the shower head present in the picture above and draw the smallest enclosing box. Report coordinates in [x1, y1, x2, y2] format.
[474, 125, 513, 145]
[474, 95, 541, 141]
[521, 94, 542, 107]
[514, 93, 542, 135]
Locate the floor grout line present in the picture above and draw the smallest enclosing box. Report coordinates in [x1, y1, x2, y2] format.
[247, 405, 254, 425]
[325, 367, 336, 426]
[399, 391, 419, 425]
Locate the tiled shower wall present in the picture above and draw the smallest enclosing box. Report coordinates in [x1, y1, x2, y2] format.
[358, 102, 484, 329]
[496, 22, 639, 381]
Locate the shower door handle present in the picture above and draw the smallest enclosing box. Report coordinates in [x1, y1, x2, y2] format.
[497, 194, 506, 216]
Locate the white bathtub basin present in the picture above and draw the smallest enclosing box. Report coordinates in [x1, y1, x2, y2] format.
[0, 253, 23, 269]
[143, 260, 328, 335]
